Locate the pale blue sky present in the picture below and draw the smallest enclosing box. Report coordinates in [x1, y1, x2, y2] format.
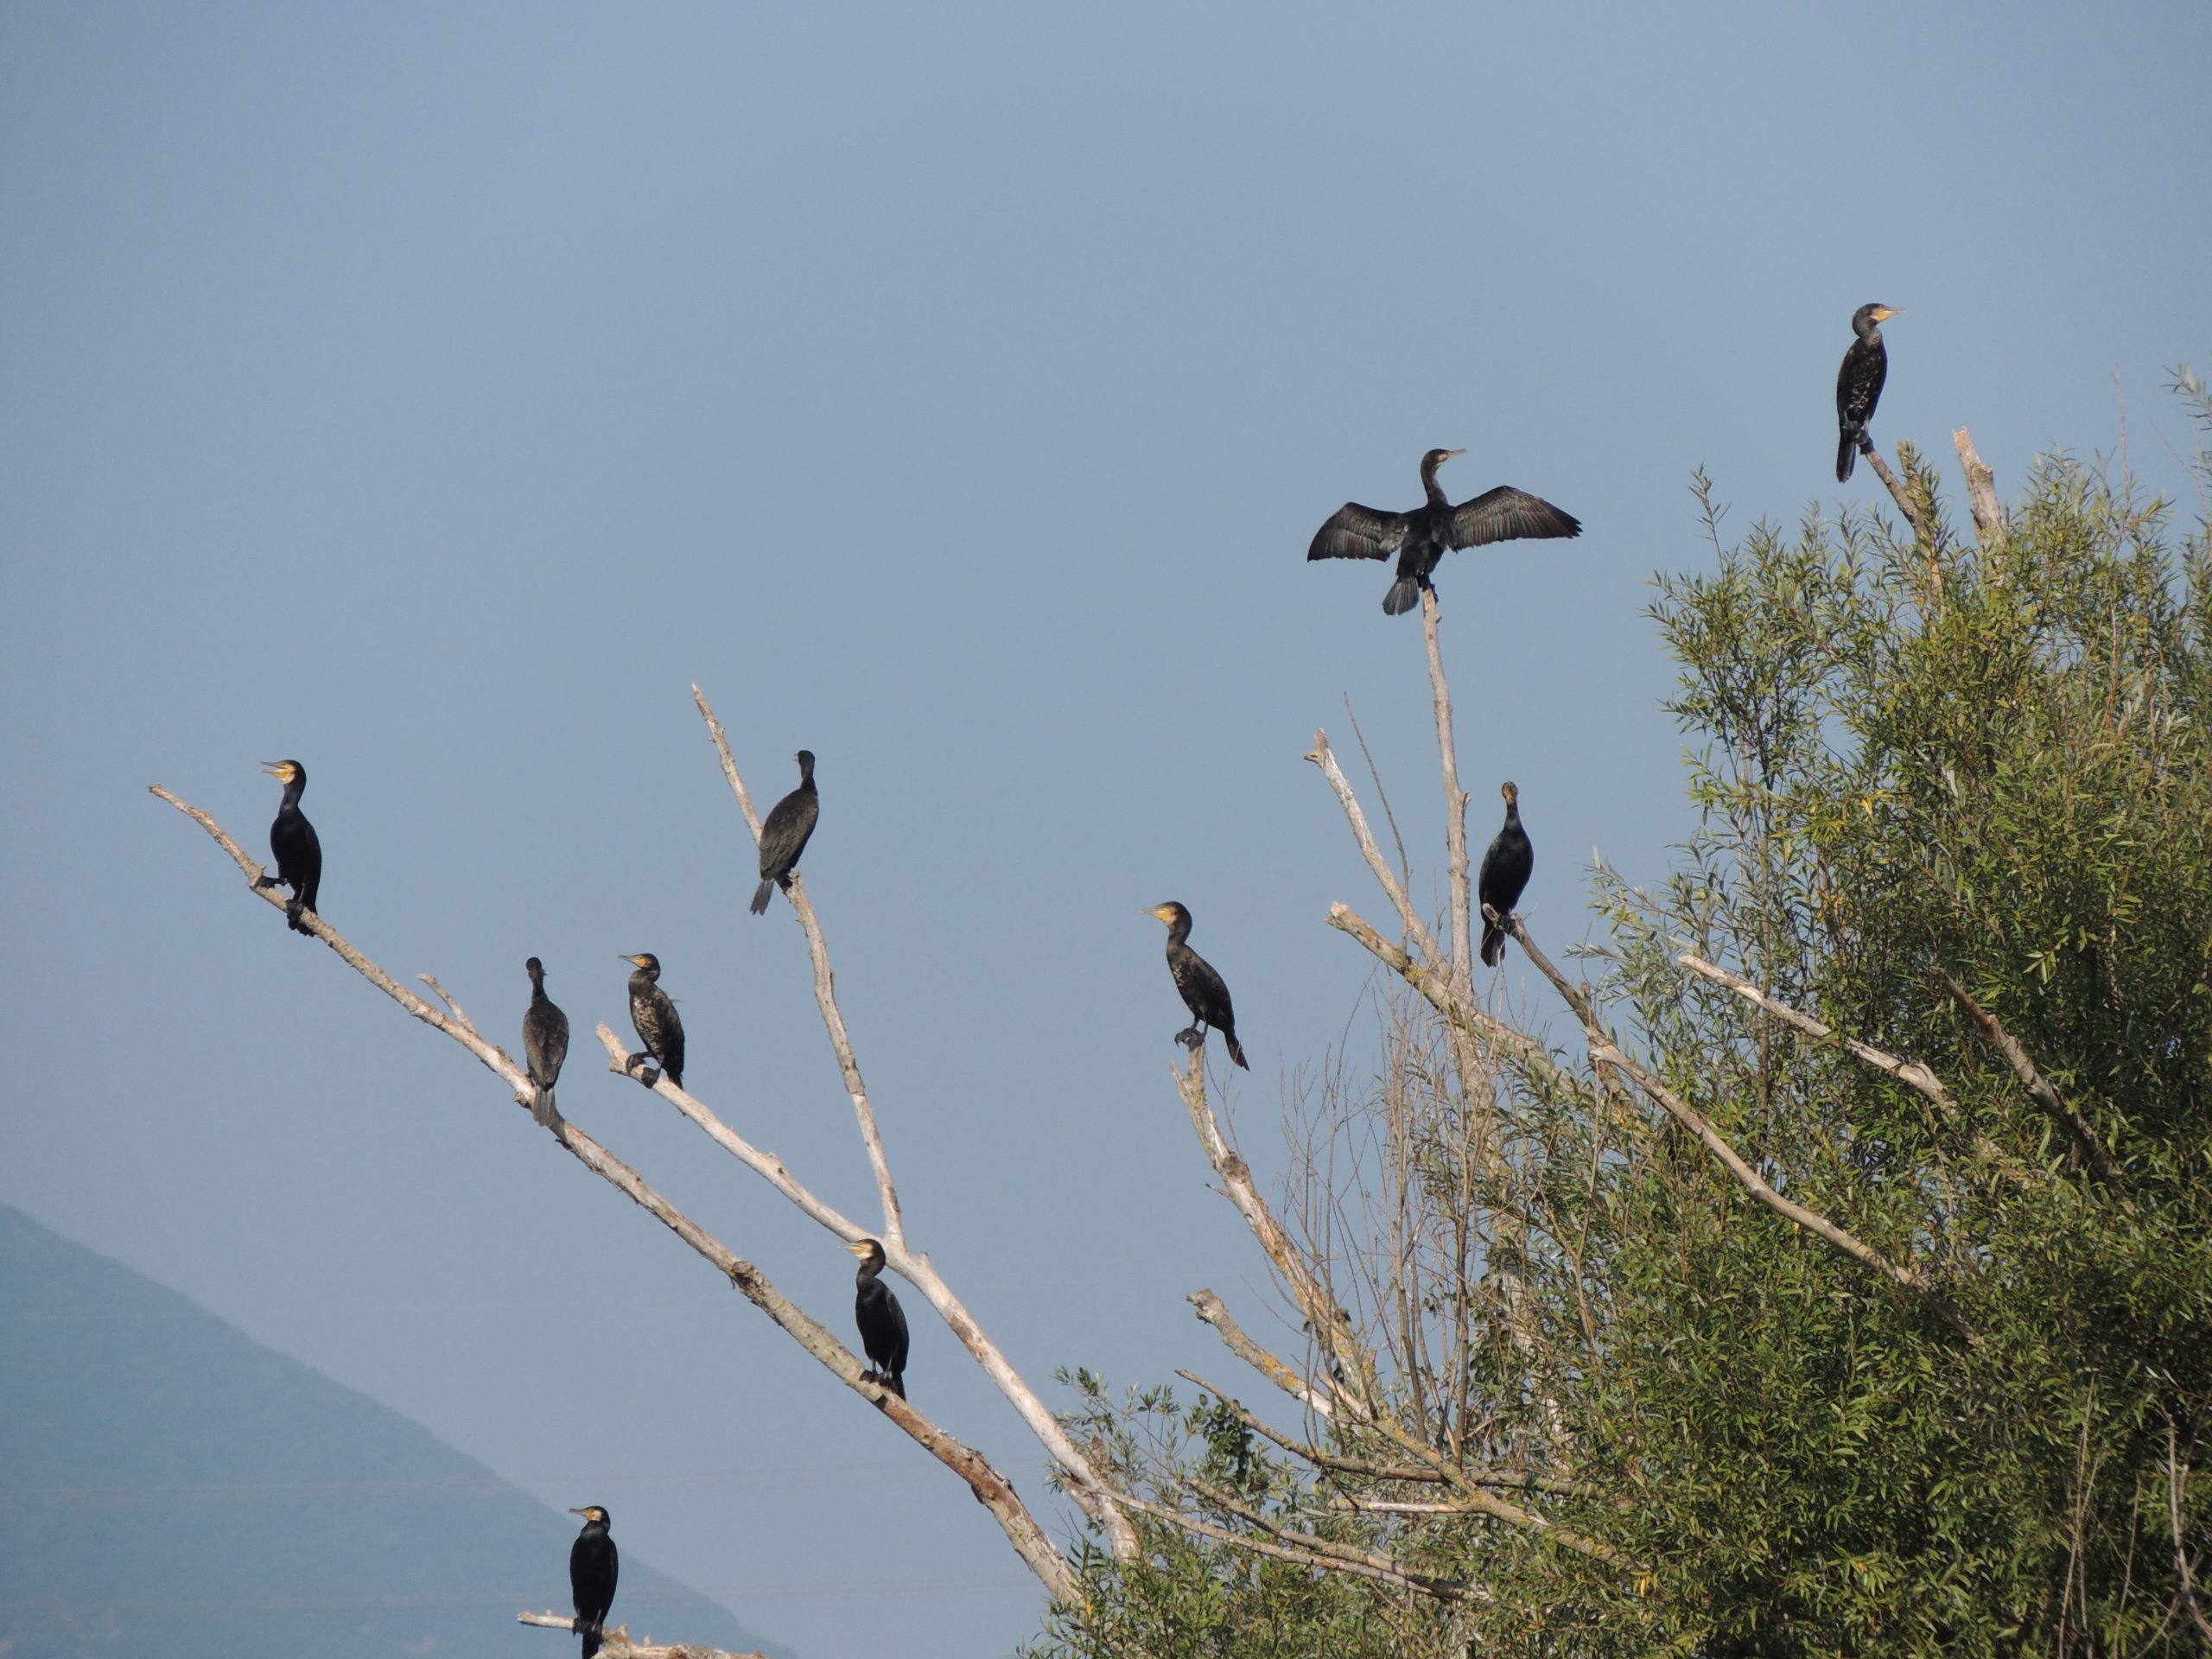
[3, 4, 2207, 1655]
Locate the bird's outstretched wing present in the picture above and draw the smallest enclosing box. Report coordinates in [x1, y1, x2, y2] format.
[1446, 486, 1582, 550]
[1307, 503, 1409, 562]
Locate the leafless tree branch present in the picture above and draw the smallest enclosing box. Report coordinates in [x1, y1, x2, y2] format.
[689, 688, 1136, 1554]
[1933, 966, 2119, 1185]
[1186, 1291, 1337, 1417]
[1860, 436, 1936, 558]
[149, 784, 1082, 1604]
[1419, 588, 1476, 1001]
[1508, 912, 1976, 1340]
[1954, 427, 2005, 554]
[516, 1611, 770, 1657]
[1677, 951, 1954, 1107]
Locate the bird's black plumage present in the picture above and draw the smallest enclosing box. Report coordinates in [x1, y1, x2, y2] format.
[1478, 781, 1533, 969]
[1835, 303, 1898, 482]
[620, 954, 684, 1090]
[751, 749, 819, 915]
[254, 760, 321, 933]
[568, 1506, 618, 1659]
[848, 1237, 909, 1399]
[1147, 902, 1249, 1069]
[523, 957, 569, 1128]
[1308, 448, 1582, 615]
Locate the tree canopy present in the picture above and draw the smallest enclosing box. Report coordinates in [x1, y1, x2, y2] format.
[1033, 400, 2212, 1657]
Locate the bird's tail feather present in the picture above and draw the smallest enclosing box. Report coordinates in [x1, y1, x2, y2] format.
[749, 879, 773, 914]
[888, 1373, 906, 1400]
[1227, 1033, 1249, 1070]
[1382, 577, 1421, 616]
[581, 1625, 601, 1659]
[531, 1088, 558, 1129]
[1836, 429, 1858, 482]
[1480, 923, 1505, 968]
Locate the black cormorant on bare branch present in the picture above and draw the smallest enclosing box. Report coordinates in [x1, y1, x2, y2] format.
[1835, 304, 1900, 482]
[253, 760, 321, 933]
[750, 749, 819, 915]
[848, 1237, 909, 1399]
[1478, 781, 1532, 968]
[522, 957, 569, 1128]
[618, 953, 684, 1090]
[567, 1505, 617, 1659]
[1146, 902, 1249, 1069]
[1308, 448, 1582, 615]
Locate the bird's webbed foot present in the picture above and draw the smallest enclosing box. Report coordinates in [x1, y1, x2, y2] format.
[1174, 1026, 1202, 1052]
[625, 1055, 660, 1088]
[253, 873, 278, 891]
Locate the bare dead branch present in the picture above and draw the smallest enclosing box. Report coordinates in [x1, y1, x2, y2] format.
[1173, 1050, 1379, 1404]
[1114, 1491, 1487, 1605]
[1186, 1475, 1486, 1601]
[152, 785, 1081, 1605]
[1509, 914, 1975, 1340]
[1306, 730, 1446, 969]
[1860, 437, 1936, 556]
[1327, 902, 1570, 1087]
[1933, 967, 2119, 1185]
[689, 690, 1136, 1555]
[1418, 588, 1475, 1000]
[1187, 1291, 1337, 1416]
[1954, 427, 2005, 553]
[693, 686, 901, 1242]
[1676, 952, 1954, 1107]
[516, 1611, 770, 1658]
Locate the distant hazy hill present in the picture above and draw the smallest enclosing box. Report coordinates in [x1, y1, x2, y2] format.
[0, 1206, 789, 1659]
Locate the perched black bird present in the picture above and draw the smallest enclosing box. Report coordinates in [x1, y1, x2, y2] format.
[750, 749, 819, 915]
[1835, 303, 1900, 482]
[253, 760, 321, 933]
[1477, 781, 1533, 969]
[1308, 448, 1582, 616]
[848, 1236, 910, 1399]
[619, 953, 685, 1090]
[567, 1505, 618, 1659]
[1146, 902, 1249, 1069]
[522, 957, 569, 1129]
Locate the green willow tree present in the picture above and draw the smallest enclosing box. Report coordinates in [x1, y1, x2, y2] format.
[1033, 387, 2212, 1658]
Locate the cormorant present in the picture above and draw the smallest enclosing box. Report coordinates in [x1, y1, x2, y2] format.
[1477, 781, 1532, 968]
[750, 749, 819, 915]
[1308, 448, 1582, 615]
[568, 1505, 618, 1659]
[522, 957, 569, 1129]
[848, 1237, 909, 1399]
[619, 954, 685, 1090]
[253, 760, 321, 933]
[1835, 304, 1900, 482]
[1145, 902, 1249, 1069]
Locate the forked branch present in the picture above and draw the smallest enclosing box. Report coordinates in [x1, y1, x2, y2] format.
[690, 687, 1137, 1556]
[149, 784, 1080, 1604]
[1933, 966, 2118, 1185]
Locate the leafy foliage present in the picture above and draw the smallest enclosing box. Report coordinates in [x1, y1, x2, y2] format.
[1033, 399, 2212, 1657]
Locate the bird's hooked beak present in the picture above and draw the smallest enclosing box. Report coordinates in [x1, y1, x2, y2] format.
[1873, 306, 1902, 321]
[260, 761, 291, 780]
[1144, 905, 1174, 925]
[618, 954, 645, 966]
[845, 1239, 871, 1257]
[1443, 448, 1465, 459]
